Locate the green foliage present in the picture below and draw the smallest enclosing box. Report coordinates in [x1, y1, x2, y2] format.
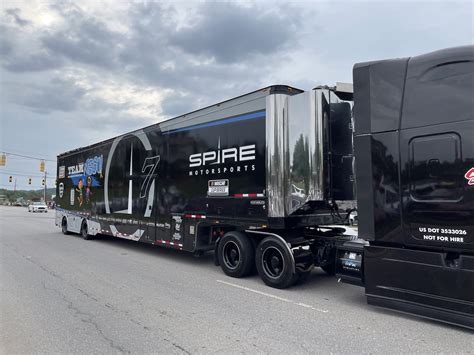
[0, 188, 55, 203]
[292, 134, 310, 192]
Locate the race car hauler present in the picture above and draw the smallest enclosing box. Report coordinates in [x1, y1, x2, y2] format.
[55, 46, 473, 329]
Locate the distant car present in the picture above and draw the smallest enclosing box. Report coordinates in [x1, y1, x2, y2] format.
[28, 201, 48, 213]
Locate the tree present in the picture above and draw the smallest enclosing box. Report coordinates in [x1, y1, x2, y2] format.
[292, 134, 309, 193]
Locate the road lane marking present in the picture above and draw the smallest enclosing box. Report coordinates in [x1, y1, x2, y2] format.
[216, 279, 329, 313]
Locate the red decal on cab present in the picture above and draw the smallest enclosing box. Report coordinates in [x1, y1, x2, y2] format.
[465, 167, 474, 185]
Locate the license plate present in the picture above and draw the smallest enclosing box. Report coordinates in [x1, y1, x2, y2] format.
[208, 179, 229, 197]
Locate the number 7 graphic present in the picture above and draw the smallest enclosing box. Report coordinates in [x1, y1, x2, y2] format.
[140, 155, 160, 198]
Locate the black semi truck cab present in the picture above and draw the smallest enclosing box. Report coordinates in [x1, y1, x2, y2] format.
[337, 46, 474, 329]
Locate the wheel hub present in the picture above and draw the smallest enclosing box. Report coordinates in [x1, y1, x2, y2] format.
[262, 246, 285, 279]
[223, 241, 241, 270]
[270, 256, 281, 270]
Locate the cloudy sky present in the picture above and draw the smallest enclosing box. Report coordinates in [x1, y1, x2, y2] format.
[0, 0, 472, 190]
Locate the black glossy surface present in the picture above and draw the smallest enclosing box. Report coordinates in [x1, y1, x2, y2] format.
[365, 246, 474, 329]
[354, 131, 402, 243]
[400, 121, 474, 252]
[354, 46, 474, 252]
[353, 58, 408, 134]
[401, 46, 474, 129]
[329, 100, 355, 200]
[57, 109, 268, 251]
[354, 46, 474, 328]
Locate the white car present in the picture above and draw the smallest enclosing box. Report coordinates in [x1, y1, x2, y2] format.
[28, 201, 48, 213]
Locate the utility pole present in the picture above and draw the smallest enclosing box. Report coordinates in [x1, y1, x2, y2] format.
[14, 178, 16, 192]
[39, 160, 47, 202]
[43, 171, 47, 202]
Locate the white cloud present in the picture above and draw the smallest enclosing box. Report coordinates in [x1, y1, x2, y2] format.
[0, 0, 472, 189]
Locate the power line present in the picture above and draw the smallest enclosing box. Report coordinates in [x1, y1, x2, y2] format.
[1, 150, 56, 162]
[4, 156, 56, 163]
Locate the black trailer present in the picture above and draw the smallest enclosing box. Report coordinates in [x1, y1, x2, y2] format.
[56, 46, 473, 329]
[56, 83, 356, 288]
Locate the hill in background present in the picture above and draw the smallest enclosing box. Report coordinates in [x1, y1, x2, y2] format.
[0, 188, 55, 204]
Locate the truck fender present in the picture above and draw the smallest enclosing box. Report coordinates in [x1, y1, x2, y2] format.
[213, 236, 222, 266]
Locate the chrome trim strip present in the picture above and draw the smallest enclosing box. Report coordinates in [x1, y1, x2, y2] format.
[266, 94, 288, 217]
[313, 89, 325, 201]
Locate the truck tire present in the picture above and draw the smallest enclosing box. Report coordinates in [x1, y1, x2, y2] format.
[218, 231, 254, 278]
[61, 217, 69, 235]
[81, 220, 92, 240]
[256, 237, 297, 289]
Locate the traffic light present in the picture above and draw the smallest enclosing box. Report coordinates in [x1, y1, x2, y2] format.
[42, 179, 45, 186]
[28, 178, 32, 185]
[40, 160, 45, 172]
[0, 154, 5, 166]
[9, 176, 12, 183]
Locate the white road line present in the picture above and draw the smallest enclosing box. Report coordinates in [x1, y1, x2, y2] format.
[216, 279, 329, 313]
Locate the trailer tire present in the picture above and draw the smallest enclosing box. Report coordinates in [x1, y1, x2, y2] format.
[81, 220, 92, 240]
[61, 217, 69, 235]
[218, 231, 254, 278]
[256, 237, 297, 289]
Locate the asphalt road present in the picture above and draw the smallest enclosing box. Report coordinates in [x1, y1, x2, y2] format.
[0, 206, 472, 354]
